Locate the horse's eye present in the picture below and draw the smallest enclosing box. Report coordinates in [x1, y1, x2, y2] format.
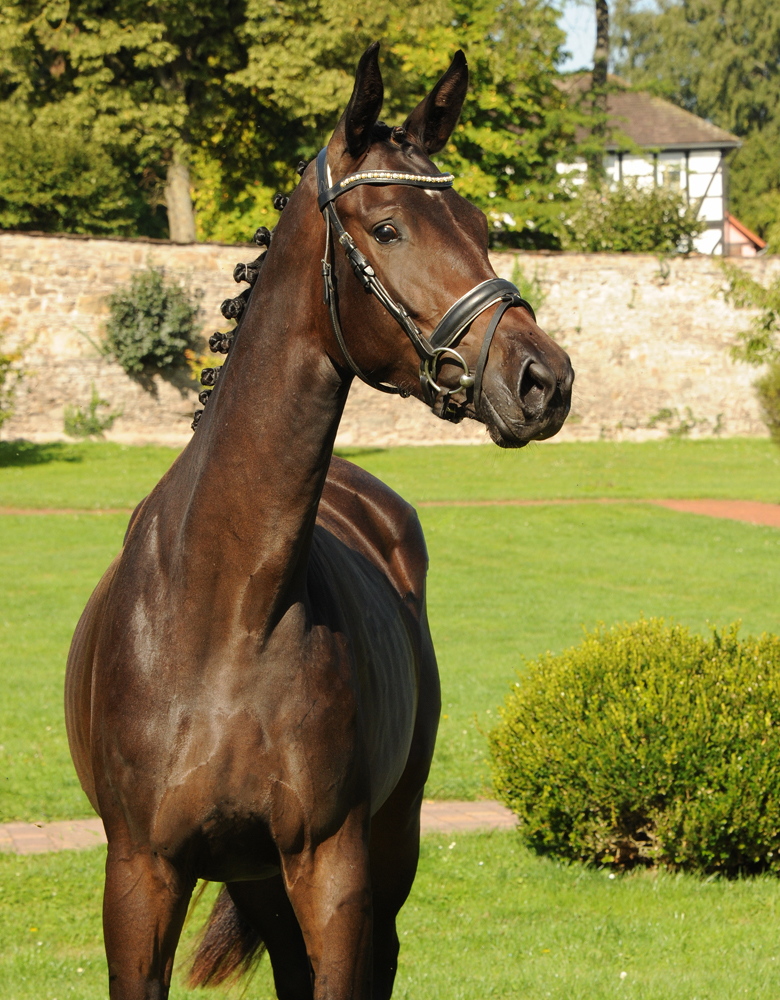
[374, 223, 399, 244]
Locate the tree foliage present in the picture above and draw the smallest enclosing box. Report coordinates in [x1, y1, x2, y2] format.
[0, 0, 587, 247]
[722, 262, 780, 445]
[613, 0, 780, 247]
[0, 116, 144, 235]
[0, 0, 250, 237]
[200, 0, 584, 247]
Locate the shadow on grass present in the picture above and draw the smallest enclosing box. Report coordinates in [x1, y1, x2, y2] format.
[334, 447, 387, 459]
[0, 441, 85, 468]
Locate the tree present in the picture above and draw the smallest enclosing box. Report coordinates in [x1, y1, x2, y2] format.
[588, 0, 610, 179]
[0, 0, 584, 247]
[0, 115, 144, 235]
[230, 0, 581, 248]
[0, 0, 250, 240]
[613, 0, 780, 246]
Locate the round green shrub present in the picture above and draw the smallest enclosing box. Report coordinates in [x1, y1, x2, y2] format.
[104, 269, 203, 374]
[488, 618, 780, 875]
[561, 180, 704, 253]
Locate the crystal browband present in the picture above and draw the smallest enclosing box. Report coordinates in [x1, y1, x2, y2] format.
[340, 170, 454, 188]
[317, 168, 455, 209]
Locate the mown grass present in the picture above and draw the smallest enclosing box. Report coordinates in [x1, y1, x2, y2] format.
[4, 833, 780, 1000]
[345, 437, 780, 504]
[3, 503, 779, 818]
[0, 515, 124, 821]
[2, 437, 780, 508]
[0, 441, 179, 510]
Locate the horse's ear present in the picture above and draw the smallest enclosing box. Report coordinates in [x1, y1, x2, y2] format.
[403, 50, 469, 155]
[333, 42, 384, 159]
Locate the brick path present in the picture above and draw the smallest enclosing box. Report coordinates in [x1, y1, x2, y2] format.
[0, 818, 107, 854]
[0, 803, 516, 855]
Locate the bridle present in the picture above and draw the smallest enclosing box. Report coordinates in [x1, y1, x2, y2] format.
[315, 146, 536, 422]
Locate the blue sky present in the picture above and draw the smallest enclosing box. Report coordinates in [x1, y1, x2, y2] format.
[558, 0, 597, 72]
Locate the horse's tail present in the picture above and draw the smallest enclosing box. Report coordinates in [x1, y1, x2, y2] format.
[188, 885, 266, 988]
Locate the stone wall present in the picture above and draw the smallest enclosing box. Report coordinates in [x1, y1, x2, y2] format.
[0, 231, 776, 447]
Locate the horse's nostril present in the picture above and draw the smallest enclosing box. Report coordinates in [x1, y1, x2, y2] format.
[519, 360, 556, 417]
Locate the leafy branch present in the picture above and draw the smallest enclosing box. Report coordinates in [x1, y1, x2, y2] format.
[721, 262, 780, 366]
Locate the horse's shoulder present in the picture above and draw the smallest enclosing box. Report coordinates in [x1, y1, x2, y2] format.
[317, 456, 427, 601]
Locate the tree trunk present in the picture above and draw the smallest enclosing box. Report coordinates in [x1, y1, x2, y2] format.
[593, 0, 609, 93]
[165, 148, 197, 243]
[588, 0, 610, 183]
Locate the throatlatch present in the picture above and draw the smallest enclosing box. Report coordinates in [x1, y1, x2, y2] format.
[314, 147, 536, 422]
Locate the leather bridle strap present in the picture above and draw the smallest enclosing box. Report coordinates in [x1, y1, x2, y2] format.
[315, 147, 536, 418]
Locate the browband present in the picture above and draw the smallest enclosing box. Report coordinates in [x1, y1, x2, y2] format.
[315, 146, 535, 420]
[318, 168, 455, 210]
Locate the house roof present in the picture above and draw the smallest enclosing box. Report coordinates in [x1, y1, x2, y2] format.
[726, 213, 766, 249]
[559, 74, 741, 152]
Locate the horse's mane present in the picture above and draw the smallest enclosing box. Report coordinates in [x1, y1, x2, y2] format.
[192, 125, 408, 430]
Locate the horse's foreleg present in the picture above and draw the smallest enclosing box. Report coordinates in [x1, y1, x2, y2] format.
[281, 808, 373, 1000]
[102, 844, 193, 1000]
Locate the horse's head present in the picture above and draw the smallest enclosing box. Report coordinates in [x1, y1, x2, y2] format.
[291, 43, 573, 448]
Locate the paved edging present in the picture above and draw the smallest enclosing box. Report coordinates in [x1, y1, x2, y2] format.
[0, 818, 107, 855]
[0, 802, 516, 855]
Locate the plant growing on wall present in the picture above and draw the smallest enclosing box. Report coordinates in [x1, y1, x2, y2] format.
[104, 268, 203, 375]
[0, 328, 23, 429]
[723, 263, 780, 445]
[561, 180, 704, 253]
[63, 383, 122, 439]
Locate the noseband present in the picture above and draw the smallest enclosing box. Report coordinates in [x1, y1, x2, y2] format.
[315, 147, 536, 422]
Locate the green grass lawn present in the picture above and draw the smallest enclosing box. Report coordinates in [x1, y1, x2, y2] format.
[2, 437, 779, 817]
[2, 437, 780, 508]
[0, 515, 125, 821]
[2, 503, 778, 818]
[2, 440, 780, 996]
[4, 833, 780, 1000]
[0, 441, 179, 510]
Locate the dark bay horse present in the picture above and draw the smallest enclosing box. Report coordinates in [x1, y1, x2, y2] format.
[65, 44, 573, 1000]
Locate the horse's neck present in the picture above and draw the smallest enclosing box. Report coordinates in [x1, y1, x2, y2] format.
[156, 195, 350, 632]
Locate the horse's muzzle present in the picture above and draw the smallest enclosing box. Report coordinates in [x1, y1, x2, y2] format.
[480, 346, 574, 448]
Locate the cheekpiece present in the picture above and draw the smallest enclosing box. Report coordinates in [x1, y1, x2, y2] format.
[315, 145, 535, 419]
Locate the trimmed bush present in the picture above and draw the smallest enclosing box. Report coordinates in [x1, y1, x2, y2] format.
[104, 269, 203, 374]
[488, 618, 780, 875]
